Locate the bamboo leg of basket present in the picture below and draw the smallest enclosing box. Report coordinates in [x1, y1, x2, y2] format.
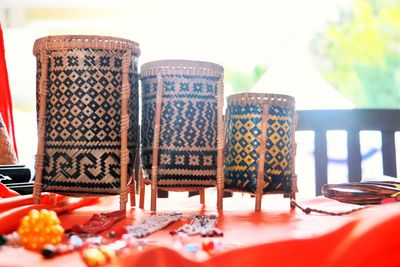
[33, 48, 49, 205]
[119, 51, 132, 211]
[130, 142, 140, 207]
[200, 189, 205, 205]
[290, 175, 297, 209]
[290, 112, 298, 209]
[255, 103, 269, 211]
[139, 167, 145, 209]
[216, 76, 224, 210]
[150, 73, 164, 211]
[129, 174, 136, 207]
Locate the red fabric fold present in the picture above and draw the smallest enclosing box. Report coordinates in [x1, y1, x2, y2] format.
[0, 23, 17, 157]
[0, 183, 20, 198]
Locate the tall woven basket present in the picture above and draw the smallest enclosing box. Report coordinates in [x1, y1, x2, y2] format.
[33, 35, 141, 210]
[140, 60, 225, 211]
[224, 93, 297, 211]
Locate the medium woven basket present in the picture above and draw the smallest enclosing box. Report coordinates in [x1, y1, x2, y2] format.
[33, 35, 140, 208]
[224, 93, 297, 210]
[140, 60, 225, 210]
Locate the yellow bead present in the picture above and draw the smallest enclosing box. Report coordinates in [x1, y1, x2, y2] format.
[39, 212, 48, 221]
[40, 209, 49, 216]
[82, 248, 107, 267]
[99, 245, 116, 261]
[21, 216, 30, 225]
[28, 209, 39, 218]
[54, 225, 64, 235]
[49, 211, 59, 222]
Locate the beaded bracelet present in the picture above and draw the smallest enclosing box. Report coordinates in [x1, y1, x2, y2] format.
[171, 215, 223, 237]
[125, 212, 182, 238]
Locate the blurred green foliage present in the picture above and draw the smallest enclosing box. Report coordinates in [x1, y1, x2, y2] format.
[313, 0, 400, 107]
[224, 65, 267, 93]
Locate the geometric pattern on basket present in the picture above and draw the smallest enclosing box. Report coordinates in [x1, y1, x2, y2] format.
[224, 104, 294, 194]
[37, 49, 139, 195]
[141, 74, 220, 189]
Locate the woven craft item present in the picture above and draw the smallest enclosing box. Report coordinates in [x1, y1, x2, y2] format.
[0, 114, 18, 164]
[224, 93, 297, 211]
[33, 35, 140, 210]
[140, 60, 224, 210]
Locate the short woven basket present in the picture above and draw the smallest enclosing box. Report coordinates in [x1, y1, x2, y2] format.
[224, 93, 297, 210]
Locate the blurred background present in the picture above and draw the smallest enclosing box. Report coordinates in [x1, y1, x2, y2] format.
[1, 0, 399, 197]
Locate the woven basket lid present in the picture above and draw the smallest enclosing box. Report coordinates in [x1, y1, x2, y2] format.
[227, 92, 295, 109]
[140, 59, 223, 77]
[33, 35, 140, 56]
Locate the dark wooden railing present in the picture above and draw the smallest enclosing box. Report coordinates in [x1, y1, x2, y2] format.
[297, 109, 400, 195]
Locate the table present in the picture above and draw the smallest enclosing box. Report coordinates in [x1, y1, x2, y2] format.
[0, 194, 399, 267]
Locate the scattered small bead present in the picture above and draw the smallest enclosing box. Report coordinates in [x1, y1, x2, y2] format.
[108, 231, 116, 238]
[202, 239, 214, 253]
[213, 239, 223, 251]
[185, 244, 199, 253]
[0, 235, 6, 246]
[41, 244, 57, 259]
[69, 235, 83, 248]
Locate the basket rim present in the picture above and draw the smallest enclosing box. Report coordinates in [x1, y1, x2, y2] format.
[33, 35, 140, 56]
[227, 92, 295, 108]
[140, 59, 223, 77]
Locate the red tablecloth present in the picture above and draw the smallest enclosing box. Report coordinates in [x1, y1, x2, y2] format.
[0, 195, 399, 267]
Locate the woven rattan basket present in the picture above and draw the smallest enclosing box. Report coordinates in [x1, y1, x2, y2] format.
[33, 35, 140, 210]
[0, 114, 18, 165]
[224, 93, 297, 211]
[140, 60, 225, 211]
